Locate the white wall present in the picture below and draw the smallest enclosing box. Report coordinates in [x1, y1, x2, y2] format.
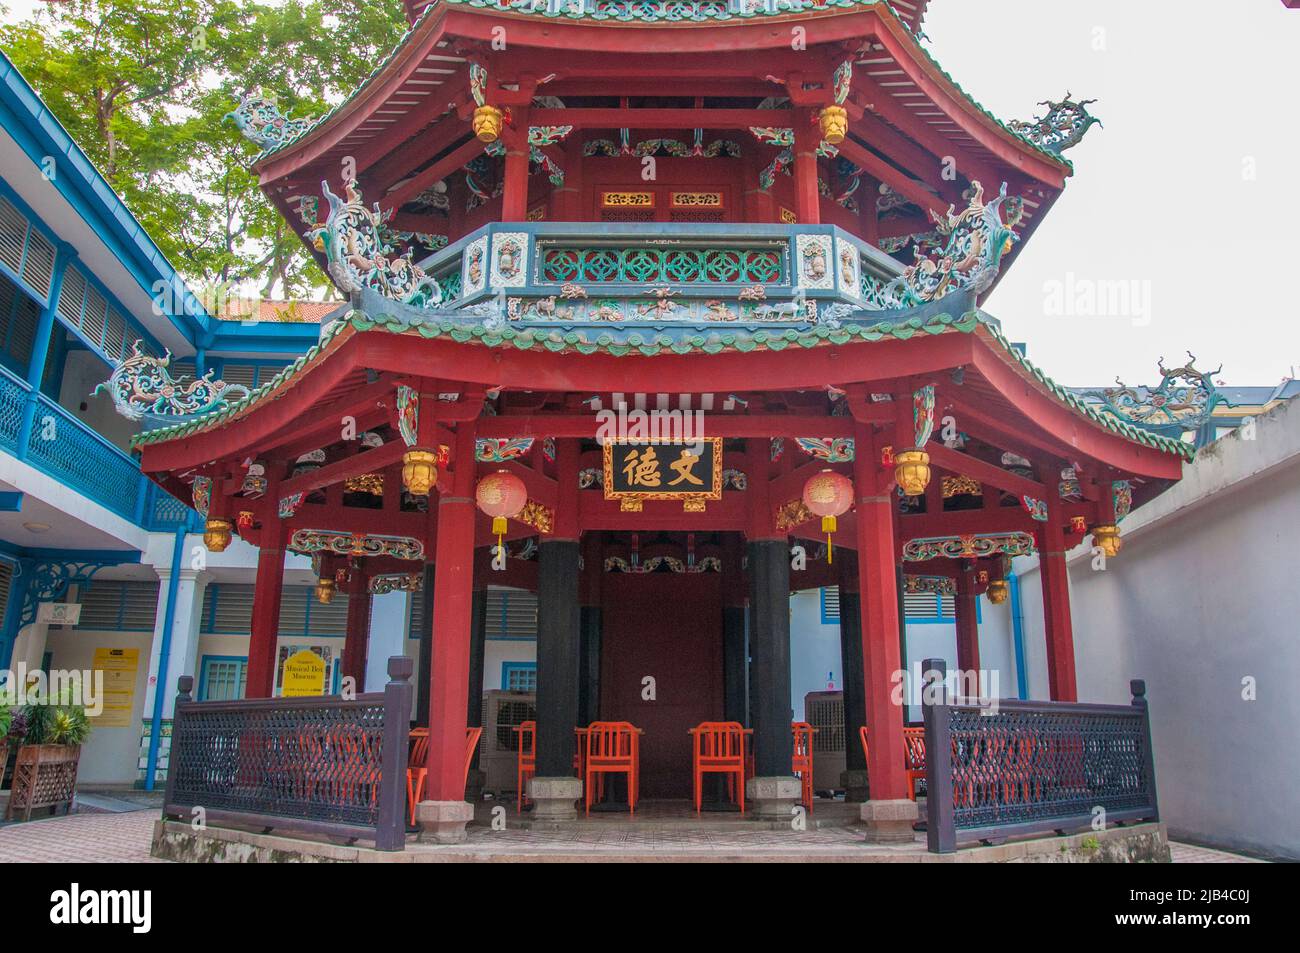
[1015, 398, 1300, 860]
[789, 586, 1020, 724]
[41, 626, 153, 785]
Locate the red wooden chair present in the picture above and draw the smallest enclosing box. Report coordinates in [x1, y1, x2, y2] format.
[859, 726, 927, 802]
[407, 726, 482, 825]
[584, 721, 639, 815]
[689, 722, 746, 814]
[514, 720, 536, 812]
[903, 727, 927, 801]
[792, 722, 816, 811]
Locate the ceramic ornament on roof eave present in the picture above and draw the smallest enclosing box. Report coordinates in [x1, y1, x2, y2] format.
[95, 342, 251, 423]
[1007, 93, 1101, 155]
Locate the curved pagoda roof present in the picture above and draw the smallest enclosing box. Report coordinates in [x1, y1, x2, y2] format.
[249, 1, 1074, 273]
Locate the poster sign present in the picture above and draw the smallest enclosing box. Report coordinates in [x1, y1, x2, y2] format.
[91, 647, 138, 727]
[603, 438, 723, 512]
[280, 648, 328, 697]
[38, 603, 82, 625]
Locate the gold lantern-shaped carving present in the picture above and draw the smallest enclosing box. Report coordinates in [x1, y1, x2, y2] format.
[402, 449, 439, 496]
[819, 105, 848, 145]
[893, 449, 932, 496]
[1091, 524, 1122, 558]
[472, 104, 503, 143]
[802, 469, 853, 564]
[315, 576, 335, 604]
[204, 518, 232, 552]
[987, 579, 1009, 605]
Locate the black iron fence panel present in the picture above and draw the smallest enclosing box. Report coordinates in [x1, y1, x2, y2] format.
[920, 659, 1158, 853]
[947, 705, 1153, 829]
[168, 697, 386, 827]
[163, 657, 413, 850]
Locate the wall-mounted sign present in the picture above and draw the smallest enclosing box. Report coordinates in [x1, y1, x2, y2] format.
[280, 648, 328, 697]
[601, 191, 655, 208]
[92, 647, 138, 728]
[603, 438, 723, 513]
[37, 603, 82, 626]
[670, 192, 723, 208]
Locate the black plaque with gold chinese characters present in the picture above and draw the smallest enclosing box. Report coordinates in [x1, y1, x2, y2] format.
[602, 438, 723, 513]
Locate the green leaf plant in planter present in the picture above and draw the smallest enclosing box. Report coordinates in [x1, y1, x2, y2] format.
[5, 676, 93, 821]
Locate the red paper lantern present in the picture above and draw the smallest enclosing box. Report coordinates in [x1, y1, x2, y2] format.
[802, 469, 853, 563]
[476, 470, 528, 550]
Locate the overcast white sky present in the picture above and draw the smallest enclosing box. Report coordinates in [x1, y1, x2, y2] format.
[4, 0, 1298, 387]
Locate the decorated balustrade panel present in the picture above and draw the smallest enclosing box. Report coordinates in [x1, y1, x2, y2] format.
[920, 659, 1158, 853]
[413, 221, 908, 326]
[163, 658, 413, 850]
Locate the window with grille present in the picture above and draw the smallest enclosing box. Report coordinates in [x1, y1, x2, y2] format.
[201, 584, 351, 637]
[72, 580, 160, 631]
[488, 587, 537, 639]
[199, 656, 247, 701]
[820, 586, 840, 623]
[0, 273, 39, 372]
[0, 561, 12, 634]
[502, 662, 537, 692]
[822, 585, 974, 625]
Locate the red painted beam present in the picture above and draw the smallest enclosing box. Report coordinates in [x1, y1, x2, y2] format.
[380, 136, 485, 213]
[528, 107, 794, 130]
[924, 443, 1045, 500]
[835, 136, 949, 220]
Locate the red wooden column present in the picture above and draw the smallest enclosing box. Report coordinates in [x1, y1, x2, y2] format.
[422, 421, 478, 809]
[245, 510, 288, 698]
[501, 105, 531, 222]
[792, 107, 821, 225]
[342, 568, 372, 687]
[1039, 498, 1078, 701]
[852, 420, 916, 839]
[954, 561, 980, 676]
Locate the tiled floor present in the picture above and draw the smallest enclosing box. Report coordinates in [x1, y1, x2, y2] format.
[0, 808, 1269, 863]
[0, 809, 163, 863]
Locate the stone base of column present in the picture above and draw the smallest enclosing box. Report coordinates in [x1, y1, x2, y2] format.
[840, 769, 870, 804]
[527, 776, 582, 821]
[415, 800, 474, 844]
[859, 798, 920, 844]
[745, 776, 802, 821]
[465, 767, 486, 803]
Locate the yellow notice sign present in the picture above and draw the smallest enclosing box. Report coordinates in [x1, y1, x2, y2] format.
[92, 647, 139, 728]
[281, 649, 327, 697]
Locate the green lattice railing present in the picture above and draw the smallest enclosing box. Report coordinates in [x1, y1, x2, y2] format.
[539, 246, 786, 285]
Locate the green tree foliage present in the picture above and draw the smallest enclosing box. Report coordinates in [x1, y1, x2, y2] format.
[0, 0, 407, 301]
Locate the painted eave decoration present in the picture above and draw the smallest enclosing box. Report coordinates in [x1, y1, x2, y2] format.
[128, 301, 1194, 462]
[236, 0, 1069, 175]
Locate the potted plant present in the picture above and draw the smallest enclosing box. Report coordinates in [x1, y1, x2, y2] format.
[5, 680, 92, 822]
[0, 705, 12, 791]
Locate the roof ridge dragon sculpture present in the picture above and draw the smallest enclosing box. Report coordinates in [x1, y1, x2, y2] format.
[95, 342, 251, 421]
[307, 179, 444, 308]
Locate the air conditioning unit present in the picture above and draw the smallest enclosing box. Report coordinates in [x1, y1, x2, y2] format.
[804, 690, 846, 794]
[479, 690, 536, 798]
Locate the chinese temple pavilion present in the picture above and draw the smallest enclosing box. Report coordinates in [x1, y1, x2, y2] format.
[132, 0, 1188, 843]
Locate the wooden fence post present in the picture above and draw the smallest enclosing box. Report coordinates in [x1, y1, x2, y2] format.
[161, 675, 192, 820]
[922, 657, 956, 853]
[1131, 678, 1159, 822]
[376, 656, 414, 851]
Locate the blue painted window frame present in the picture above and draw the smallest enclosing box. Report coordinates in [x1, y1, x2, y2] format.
[501, 661, 537, 691]
[820, 587, 839, 624]
[197, 654, 247, 701]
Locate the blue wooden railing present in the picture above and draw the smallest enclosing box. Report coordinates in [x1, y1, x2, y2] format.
[0, 363, 192, 532]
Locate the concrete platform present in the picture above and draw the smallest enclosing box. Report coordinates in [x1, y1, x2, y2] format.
[150, 811, 1173, 863]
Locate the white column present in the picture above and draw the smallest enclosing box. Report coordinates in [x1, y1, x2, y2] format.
[364, 590, 411, 693]
[141, 568, 209, 719]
